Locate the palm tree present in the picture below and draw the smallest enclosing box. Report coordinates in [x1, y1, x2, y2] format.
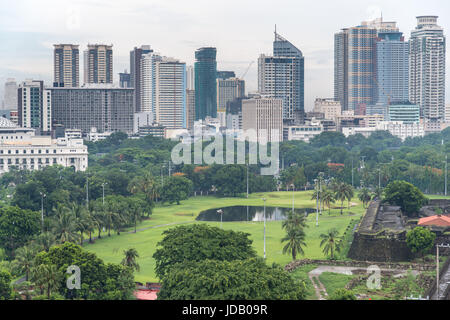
[281, 228, 307, 261]
[121, 248, 140, 272]
[282, 212, 307, 232]
[319, 228, 342, 260]
[14, 245, 37, 281]
[334, 182, 348, 215]
[35, 232, 56, 252]
[320, 188, 335, 215]
[93, 208, 105, 239]
[52, 206, 79, 244]
[31, 264, 61, 299]
[372, 187, 383, 200]
[76, 211, 94, 246]
[345, 184, 354, 212]
[358, 188, 372, 208]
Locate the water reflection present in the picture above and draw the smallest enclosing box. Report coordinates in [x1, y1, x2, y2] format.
[196, 206, 316, 222]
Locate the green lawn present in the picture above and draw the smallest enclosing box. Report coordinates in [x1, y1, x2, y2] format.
[319, 272, 355, 298]
[84, 191, 365, 283]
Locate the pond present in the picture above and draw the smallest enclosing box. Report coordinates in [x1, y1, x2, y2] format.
[195, 206, 317, 222]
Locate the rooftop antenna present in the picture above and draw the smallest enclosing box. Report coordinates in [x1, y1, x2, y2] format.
[274, 24, 277, 39]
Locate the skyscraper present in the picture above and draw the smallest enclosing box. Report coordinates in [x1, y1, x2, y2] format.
[258, 30, 304, 124]
[217, 77, 245, 126]
[130, 45, 153, 112]
[3, 78, 18, 110]
[119, 70, 131, 88]
[409, 16, 446, 121]
[335, 23, 377, 111]
[195, 47, 217, 120]
[154, 57, 186, 129]
[83, 44, 113, 84]
[53, 44, 79, 87]
[140, 52, 160, 114]
[18, 80, 51, 134]
[376, 29, 409, 105]
[186, 65, 195, 90]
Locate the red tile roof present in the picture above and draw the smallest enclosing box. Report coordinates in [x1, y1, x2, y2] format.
[418, 215, 450, 227]
[134, 289, 158, 300]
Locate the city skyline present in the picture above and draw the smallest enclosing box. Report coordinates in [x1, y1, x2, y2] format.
[1, 0, 450, 110]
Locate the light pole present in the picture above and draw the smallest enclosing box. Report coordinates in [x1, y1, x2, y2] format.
[39, 192, 46, 229]
[314, 179, 319, 227]
[246, 162, 249, 199]
[102, 182, 108, 206]
[436, 243, 450, 300]
[378, 168, 381, 190]
[262, 197, 266, 259]
[217, 209, 224, 228]
[445, 155, 447, 197]
[86, 172, 89, 209]
[351, 157, 354, 188]
[291, 184, 295, 214]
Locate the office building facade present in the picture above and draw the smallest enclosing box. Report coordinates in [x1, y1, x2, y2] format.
[50, 85, 134, 134]
[18, 80, 51, 134]
[242, 98, 283, 142]
[130, 45, 153, 112]
[3, 78, 18, 110]
[195, 47, 217, 120]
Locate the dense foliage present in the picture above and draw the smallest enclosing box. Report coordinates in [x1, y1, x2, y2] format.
[383, 181, 428, 216]
[158, 258, 306, 300]
[153, 224, 256, 278]
[406, 227, 436, 259]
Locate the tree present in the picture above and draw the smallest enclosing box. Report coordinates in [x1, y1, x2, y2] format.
[157, 258, 306, 300]
[213, 165, 246, 197]
[319, 228, 342, 260]
[0, 206, 40, 257]
[34, 232, 56, 252]
[329, 288, 356, 300]
[153, 224, 256, 278]
[121, 248, 140, 272]
[322, 188, 335, 215]
[30, 263, 62, 300]
[383, 181, 428, 216]
[281, 228, 307, 261]
[51, 206, 79, 244]
[334, 182, 352, 215]
[406, 227, 436, 261]
[0, 270, 12, 300]
[358, 188, 372, 208]
[13, 245, 38, 281]
[160, 176, 193, 205]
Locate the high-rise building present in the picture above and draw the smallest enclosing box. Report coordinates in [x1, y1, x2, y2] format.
[186, 89, 195, 131]
[217, 77, 245, 126]
[18, 80, 51, 134]
[314, 98, 341, 121]
[53, 44, 79, 87]
[387, 103, 420, 123]
[195, 47, 217, 120]
[3, 78, 18, 110]
[140, 52, 160, 114]
[84, 44, 113, 84]
[130, 45, 153, 112]
[119, 70, 131, 88]
[376, 29, 409, 105]
[50, 85, 134, 134]
[154, 57, 186, 129]
[335, 24, 377, 111]
[242, 97, 283, 143]
[409, 16, 446, 121]
[258, 30, 304, 124]
[186, 65, 195, 90]
[217, 71, 236, 80]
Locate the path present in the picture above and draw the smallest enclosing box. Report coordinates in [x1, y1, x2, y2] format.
[307, 265, 419, 300]
[431, 262, 450, 300]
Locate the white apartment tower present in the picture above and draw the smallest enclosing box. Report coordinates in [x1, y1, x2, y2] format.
[17, 80, 51, 134]
[242, 98, 283, 143]
[409, 16, 446, 121]
[54, 44, 79, 87]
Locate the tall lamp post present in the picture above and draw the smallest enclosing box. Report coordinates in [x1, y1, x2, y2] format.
[314, 179, 319, 227]
[217, 209, 224, 229]
[291, 184, 295, 214]
[39, 192, 46, 229]
[102, 182, 108, 206]
[246, 161, 249, 199]
[445, 155, 448, 197]
[262, 197, 266, 259]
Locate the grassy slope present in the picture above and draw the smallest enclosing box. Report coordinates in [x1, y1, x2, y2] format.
[85, 191, 365, 283]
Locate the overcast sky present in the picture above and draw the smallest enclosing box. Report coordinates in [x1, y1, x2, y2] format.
[1, 0, 449, 110]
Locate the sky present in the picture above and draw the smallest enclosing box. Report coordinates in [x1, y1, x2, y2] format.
[1, 0, 450, 110]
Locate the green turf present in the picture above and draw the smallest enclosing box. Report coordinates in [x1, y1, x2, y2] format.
[319, 272, 355, 298]
[289, 264, 318, 300]
[84, 191, 365, 283]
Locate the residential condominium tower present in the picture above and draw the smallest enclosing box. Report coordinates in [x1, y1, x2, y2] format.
[53, 44, 79, 87]
[17, 80, 51, 134]
[195, 47, 217, 120]
[409, 16, 446, 121]
[83, 44, 113, 84]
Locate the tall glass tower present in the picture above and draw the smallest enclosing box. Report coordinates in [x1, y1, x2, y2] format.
[195, 47, 217, 120]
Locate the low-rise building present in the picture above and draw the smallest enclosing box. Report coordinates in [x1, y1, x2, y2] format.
[285, 119, 323, 142]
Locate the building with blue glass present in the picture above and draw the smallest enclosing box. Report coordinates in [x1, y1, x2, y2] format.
[195, 47, 217, 120]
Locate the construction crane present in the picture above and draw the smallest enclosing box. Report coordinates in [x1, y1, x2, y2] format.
[240, 61, 254, 79]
